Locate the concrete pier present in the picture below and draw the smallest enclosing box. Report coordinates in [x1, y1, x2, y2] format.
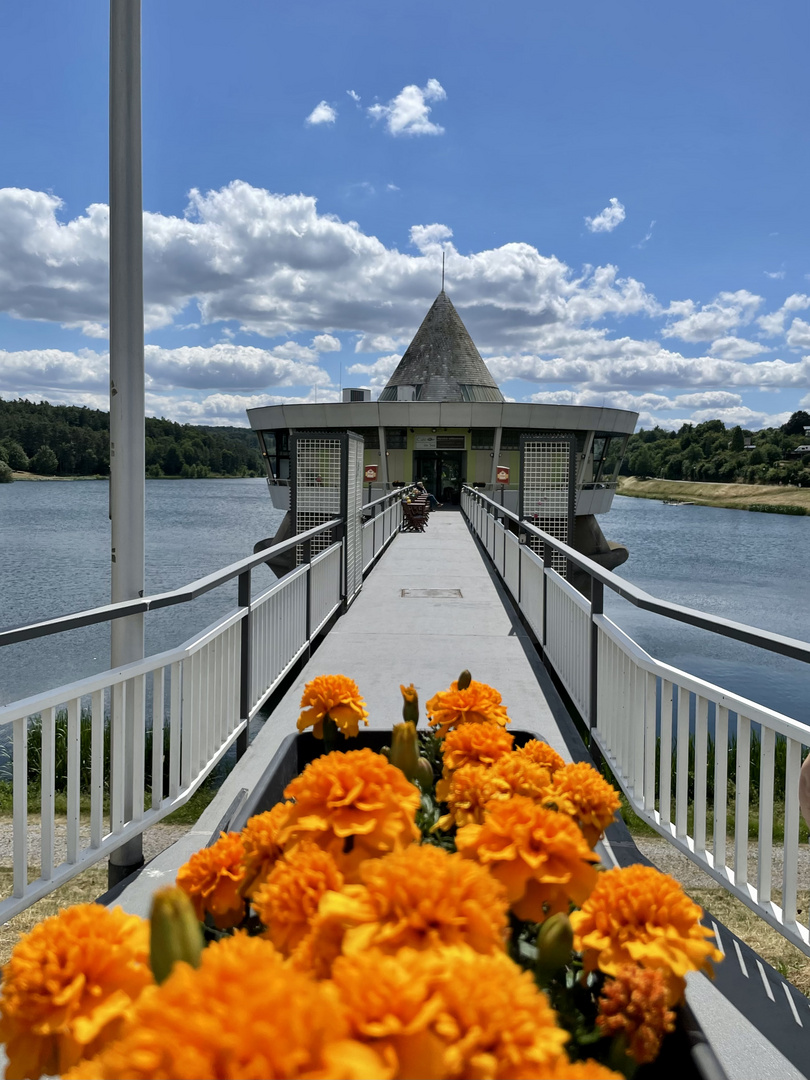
[110, 510, 805, 1080]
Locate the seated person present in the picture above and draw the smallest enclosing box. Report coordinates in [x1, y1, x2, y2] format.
[416, 481, 441, 509]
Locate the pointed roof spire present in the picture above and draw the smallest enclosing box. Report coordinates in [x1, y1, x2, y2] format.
[379, 291, 504, 403]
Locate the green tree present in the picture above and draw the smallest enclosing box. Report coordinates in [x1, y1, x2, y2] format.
[781, 410, 810, 436]
[30, 445, 59, 475]
[4, 440, 29, 470]
[729, 426, 745, 452]
[0, 460, 13, 483]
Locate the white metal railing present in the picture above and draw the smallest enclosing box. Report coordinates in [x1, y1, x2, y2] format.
[462, 486, 810, 956]
[0, 489, 408, 920]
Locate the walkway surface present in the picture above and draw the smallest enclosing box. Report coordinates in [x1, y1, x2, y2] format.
[113, 509, 805, 1080]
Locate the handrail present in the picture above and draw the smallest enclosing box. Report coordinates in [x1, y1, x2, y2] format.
[363, 482, 418, 512]
[0, 516, 343, 648]
[463, 484, 810, 665]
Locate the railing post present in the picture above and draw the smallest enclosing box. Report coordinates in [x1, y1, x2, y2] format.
[589, 577, 604, 761]
[541, 541, 552, 649]
[237, 568, 251, 760]
[304, 536, 312, 656]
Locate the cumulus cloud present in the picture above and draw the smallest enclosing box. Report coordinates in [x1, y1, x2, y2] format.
[786, 318, 810, 351]
[347, 90, 360, 102]
[585, 198, 626, 233]
[346, 354, 400, 388]
[368, 79, 446, 136]
[662, 290, 761, 342]
[312, 333, 341, 352]
[305, 101, 337, 126]
[708, 336, 769, 360]
[757, 293, 810, 336]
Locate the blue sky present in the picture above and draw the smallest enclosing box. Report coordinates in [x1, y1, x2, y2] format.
[1, 0, 809, 430]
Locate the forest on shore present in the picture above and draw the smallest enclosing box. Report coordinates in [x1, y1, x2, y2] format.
[0, 399, 264, 481]
[619, 411, 810, 486]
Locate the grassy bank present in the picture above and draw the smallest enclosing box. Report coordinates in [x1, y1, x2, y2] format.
[618, 475, 810, 513]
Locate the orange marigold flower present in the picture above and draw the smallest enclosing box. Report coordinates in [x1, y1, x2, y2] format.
[332, 945, 569, 1080]
[280, 748, 421, 881]
[456, 795, 600, 923]
[297, 674, 369, 740]
[239, 802, 291, 899]
[441, 722, 515, 773]
[597, 964, 676, 1065]
[514, 738, 566, 775]
[64, 933, 388, 1080]
[545, 762, 622, 847]
[428, 945, 570, 1080]
[176, 831, 246, 929]
[252, 841, 345, 955]
[330, 949, 447, 1079]
[0, 903, 152, 1080]
[435, 763, 497, 829]
[312, 844, 509, 962]
[435, 754, 553, 830]
[426, 678, 510, 738]
[570, 865, 724, 1004]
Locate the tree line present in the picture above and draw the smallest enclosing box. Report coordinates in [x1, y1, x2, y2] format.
[0, 399, 264, 481]
[619, 411, 810, 486]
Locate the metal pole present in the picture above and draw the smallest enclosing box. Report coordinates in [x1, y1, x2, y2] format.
[108, 0, 145, 886]
[237, 570, 251, 759]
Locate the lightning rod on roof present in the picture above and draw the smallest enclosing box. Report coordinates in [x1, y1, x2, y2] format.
[441, 251, 445, 292]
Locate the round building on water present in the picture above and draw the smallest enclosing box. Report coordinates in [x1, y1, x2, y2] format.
[246, 289, 637, 570]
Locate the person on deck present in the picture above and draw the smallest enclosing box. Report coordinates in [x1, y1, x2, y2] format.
[416, 481, 441, 510]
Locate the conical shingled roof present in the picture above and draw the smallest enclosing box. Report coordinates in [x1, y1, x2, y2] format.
[379, 291, 504, 402]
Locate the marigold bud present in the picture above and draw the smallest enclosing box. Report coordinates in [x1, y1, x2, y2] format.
[457, 669, 472, 690]
[400, 683, 420, 725]
[150, 885, 204, 983]
[535, 912, 574, 981]
[415, 756, 435, 793]
[389, 721, 420, 780]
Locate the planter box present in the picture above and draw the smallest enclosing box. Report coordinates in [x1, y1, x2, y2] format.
[226, 730, 727, 1080]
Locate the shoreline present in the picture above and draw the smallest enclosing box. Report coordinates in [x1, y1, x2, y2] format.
[617, 476, 810, 514]
[8, 472, 261, 482]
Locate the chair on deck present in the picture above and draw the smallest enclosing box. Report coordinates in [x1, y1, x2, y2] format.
[401, 500, 429, 532]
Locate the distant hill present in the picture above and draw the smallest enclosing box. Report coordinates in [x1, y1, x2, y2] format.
[0, 399, 263, 479]
[619, 413, 810, 487]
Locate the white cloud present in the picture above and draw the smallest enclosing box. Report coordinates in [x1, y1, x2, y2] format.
[368, 79, 446, 136]
[305, 101, 337, 126]
[386, 183, 400, 192]
[347, 354, 400, 388]
[585, 197, 626, 234]
[409, 223, 453, 252]
[312, 333, 341, 352]
[347, 90, 360, 102]
[786, 318, 810, 351]
[708, 336, 769, 360]
[634, 221, 655, 248]
[662, 289, 762, 342]
[764, 270, 786, 279]
[527, 388, 745, 414]
[757, 293, 810, 336]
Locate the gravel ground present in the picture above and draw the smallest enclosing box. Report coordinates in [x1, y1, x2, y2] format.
[0, 819, 192, 875]
[634, 836, 810, 893]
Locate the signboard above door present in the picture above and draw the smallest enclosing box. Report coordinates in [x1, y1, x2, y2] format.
[414, 435, 436, 449]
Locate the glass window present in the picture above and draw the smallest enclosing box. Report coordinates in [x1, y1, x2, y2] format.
[350, 427, 380, 449]
[471, 429, 494, 449]
[384, 428, 407, 449]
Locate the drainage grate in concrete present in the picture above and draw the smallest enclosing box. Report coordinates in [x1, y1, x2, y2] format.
[400, 589, 463, 598]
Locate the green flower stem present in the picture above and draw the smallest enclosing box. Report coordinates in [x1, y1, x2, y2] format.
[322, 714, 339, 754]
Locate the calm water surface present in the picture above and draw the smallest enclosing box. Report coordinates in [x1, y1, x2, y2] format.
[1, 483, 808, 726]
[0, 479, 284, 705]
[604, 496, 810, 726]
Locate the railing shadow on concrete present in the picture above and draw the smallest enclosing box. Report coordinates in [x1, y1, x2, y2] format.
[461, 484, 810, 956]
[0, 486, 411, 921]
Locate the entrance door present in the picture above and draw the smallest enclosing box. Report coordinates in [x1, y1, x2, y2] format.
[413, 451, 465, 503]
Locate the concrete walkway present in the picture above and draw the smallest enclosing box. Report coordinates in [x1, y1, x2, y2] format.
[111, 509, 805, 1080]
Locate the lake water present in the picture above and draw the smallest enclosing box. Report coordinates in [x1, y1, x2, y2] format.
[0, 479, 285, 706]
[1, 482, 808, 726]
[604, 495, 810, 727]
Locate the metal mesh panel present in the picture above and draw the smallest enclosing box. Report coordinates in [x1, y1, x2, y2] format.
[520, 437, 575, 577]
[345, 434, 364, 603]
[293, 437, 342, 564]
